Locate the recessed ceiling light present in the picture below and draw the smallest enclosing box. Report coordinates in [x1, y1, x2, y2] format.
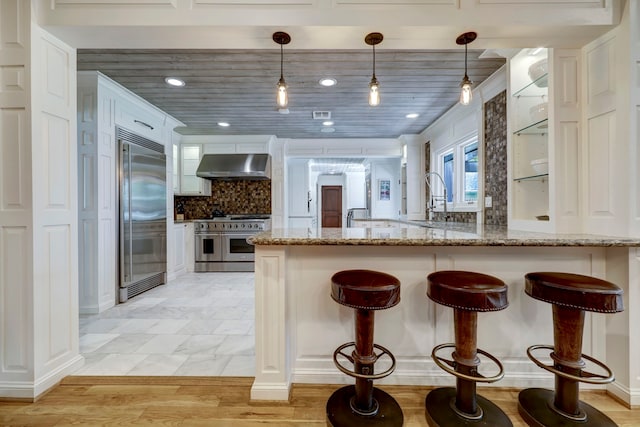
[319, 78, 337, 87]
[322, 121, 334, 126]
[217, 122, 230, 127]
[406, 113, 420, 119]
[164, 77, 185, 87]
[321, 127, 335, 133]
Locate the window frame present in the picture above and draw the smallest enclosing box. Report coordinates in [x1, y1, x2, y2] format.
[432, 134, 480, 212]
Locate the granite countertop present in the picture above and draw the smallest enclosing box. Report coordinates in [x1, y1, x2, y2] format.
[249, 221, 640, 247]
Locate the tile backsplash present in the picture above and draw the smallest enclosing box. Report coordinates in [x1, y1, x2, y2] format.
[175, 180, 271, 219]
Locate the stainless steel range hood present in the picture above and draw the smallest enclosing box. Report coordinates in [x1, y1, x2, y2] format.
[196, 153, 271, 180]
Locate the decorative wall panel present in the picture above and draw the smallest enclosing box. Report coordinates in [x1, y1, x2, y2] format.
[55, 0, 177, 6]
[44, 44, 69, 107]
[1, 109, 26, 209]
[43, 113, 70, 209]
[44, 225, 73, 360]
[586, 37, 616, 115]
[196, 0, 313, 4]
[557, 122, 579, 217]
[1, 226, 28, 372]
[587, 112, 615, 217]
[0, 0, 26, 49]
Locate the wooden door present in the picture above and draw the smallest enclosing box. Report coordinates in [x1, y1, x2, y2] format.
[321, 186, 342, 228]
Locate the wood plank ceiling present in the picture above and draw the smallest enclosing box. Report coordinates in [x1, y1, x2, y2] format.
[77, 49, 505, 139]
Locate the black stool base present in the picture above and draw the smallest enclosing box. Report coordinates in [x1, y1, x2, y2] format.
[425, 387, 513, 427]
[518, 388, 618, 427]
[326, 385, 403, 426]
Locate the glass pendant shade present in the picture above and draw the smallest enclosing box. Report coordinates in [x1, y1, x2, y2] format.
[369, 77, 380, 106]
[459, 75, 472, 105]
[456, 31, 477, 106]
[365, 32, 383, 107]
[273, 32, 291, 109]
[277, 77, 288, 108]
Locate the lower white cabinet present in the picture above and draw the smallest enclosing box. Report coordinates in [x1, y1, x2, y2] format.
[171, 222, 195, 276]
[185, 222, 195, 273]
[172, 223, 187, 275]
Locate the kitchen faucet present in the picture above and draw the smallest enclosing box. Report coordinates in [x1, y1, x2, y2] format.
[425, 172, 449, 221]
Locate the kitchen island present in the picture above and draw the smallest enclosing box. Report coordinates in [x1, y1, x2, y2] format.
[249, 223, 640, 407]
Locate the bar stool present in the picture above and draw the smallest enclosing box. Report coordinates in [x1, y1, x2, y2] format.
[425, 270, 512, 427]
[519, 272, 624, 426]
[326, 269, 403, 426]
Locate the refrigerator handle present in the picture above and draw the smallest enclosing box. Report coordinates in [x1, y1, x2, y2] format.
[127, 146, 133, 282]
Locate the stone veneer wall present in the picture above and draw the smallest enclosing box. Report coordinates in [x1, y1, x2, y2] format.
[175, 180, 271, 219]
[483, 90, 508, 226]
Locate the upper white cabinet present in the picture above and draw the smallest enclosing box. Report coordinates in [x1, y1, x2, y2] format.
[177, 143, 211, 196]
[288, 159, 311, 218]
[508, 48, 581, 233]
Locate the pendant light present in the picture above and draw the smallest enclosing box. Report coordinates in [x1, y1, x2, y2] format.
[273, 31, 291, 108]
[456, 31, 477, 106]
[365, 32, 383, 107]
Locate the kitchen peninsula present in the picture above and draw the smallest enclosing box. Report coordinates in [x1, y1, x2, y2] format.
[249, 223, 640, 408]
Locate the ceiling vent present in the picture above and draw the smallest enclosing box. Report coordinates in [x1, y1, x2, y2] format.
[312, 111, 331, 120]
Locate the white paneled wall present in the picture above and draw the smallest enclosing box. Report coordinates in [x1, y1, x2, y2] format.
[582, 29, 629, 236]
[0, 0, 35, 397]
[30, 24, 81, 397]
[77, 72, 117, 314]
[0, 0, 82, 399]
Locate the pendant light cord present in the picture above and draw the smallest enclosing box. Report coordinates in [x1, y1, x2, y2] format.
[372, 43, 376, 78]
[464, 42, 468, 78]
[280, 43, 284, 80]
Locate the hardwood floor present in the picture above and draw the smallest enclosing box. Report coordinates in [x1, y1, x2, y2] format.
[1, 376, 637, 426]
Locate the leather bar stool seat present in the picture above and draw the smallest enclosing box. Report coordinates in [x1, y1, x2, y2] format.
[326, 269, 403, 426]
[427, 270, 509, 312]
[519, 272, 623, 427]
[425, 270, 512, 427]
[331, 269, 401, 310]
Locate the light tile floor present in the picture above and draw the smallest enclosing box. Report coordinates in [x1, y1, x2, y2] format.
[76, 272, 255, 376]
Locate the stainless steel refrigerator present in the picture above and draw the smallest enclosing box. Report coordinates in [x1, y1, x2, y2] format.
[118, 127, 167, 302]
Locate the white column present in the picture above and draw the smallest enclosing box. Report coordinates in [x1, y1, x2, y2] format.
[251, 246, 291, 400]
[400, 134, 425, 220]
[0, 1, 81, 399]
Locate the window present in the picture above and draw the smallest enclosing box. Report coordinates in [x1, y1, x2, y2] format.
[433, 136, 479, 211]
[464, 142, 478, 202]
[443, 152, 454, 203]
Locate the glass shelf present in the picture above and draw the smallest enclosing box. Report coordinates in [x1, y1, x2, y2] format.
[513, 74, 548, 97]
[514, 119, 548, 135]
[514, 173, 549, 182]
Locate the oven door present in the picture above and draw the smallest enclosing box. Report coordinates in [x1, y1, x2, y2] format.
[222, 233, 255, 262]
[195, 233, 223, 262]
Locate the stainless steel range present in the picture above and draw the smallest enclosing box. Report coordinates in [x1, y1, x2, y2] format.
[194, 215, 270, 272]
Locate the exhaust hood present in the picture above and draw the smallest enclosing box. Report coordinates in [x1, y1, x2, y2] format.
[196, 153, 271, 180]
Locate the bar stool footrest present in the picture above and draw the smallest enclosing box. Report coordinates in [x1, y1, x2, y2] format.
[432, 343, 505, 383]
[526, 345, 615, 384]
[518, 388, 617, 427]
[327, 385, 403, 426]
[333, 341, 397, 380]
[425, 387, 512, 427]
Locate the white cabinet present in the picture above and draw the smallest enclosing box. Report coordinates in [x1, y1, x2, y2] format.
[172, 223, 187, 276]
[116, 95, 165, 142]
[508, 48, 581, 233]
[77, 71, 184, 313]
[184, 222, 195, 273]
[288, 159, 311, 217]
[177, 143, 211, 196]
[509, 49, 549, 227]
